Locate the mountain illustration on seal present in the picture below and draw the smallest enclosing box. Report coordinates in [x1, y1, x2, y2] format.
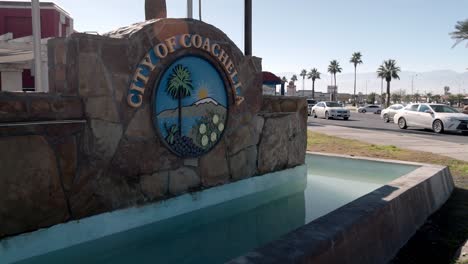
[154, 57, 228, 158]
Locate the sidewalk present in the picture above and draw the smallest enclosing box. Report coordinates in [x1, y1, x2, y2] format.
[309, 125, 468, 162]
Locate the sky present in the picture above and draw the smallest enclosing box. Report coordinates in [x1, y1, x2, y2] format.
[12, 0, 468, 94]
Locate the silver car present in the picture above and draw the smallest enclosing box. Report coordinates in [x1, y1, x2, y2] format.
[311, 101, 350, 120]
[358, 105, 382, 114]
[381, 104, 404, 122]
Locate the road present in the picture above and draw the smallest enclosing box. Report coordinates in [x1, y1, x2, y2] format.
[308, 112, 468, 144]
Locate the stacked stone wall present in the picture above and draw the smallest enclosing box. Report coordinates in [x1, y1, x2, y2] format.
[0, 19, 307, 238]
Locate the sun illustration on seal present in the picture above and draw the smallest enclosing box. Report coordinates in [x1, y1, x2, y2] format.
[198, 87, 209, 100]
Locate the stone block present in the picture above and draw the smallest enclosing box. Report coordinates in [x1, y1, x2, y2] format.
[78, 53, 112, 97]
[85, 97, 120, 123]
[280, 99, 297, 112]
[257, 115, 290, 174]
[199, 141, 230, 187]
[169, 167, 200, 195]
[56, 136, 78, 192]
[101, 42, 130, 74]
[90, 119, 123, 159]
[125, 105, 154, 139]
[229, 146, 257, 181]
[140, 171, 169, 200]
[30, 99, 51, 114]
[0, 136, 69, 238]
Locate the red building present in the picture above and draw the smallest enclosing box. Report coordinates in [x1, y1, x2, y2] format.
[0, 1, 73, 92]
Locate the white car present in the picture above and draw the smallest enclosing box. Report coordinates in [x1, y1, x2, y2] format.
[393, 103, 468, 134]
[381, 104, 405, 123]
[307, 99, 317, 116]
[358, 105, 382, 114]
[311, 101, 350, 120]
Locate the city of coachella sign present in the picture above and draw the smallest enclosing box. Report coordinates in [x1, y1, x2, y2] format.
[127, 34, 244, 108]
[127, 34, 243, 158]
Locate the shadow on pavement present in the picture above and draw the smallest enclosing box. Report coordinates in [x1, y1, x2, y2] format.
[390, 187, 468, 264]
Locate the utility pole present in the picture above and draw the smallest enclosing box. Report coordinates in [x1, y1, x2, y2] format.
[411, 74, 418, 96]
[244, 0, 252, 56]
[32, 0, 43, 92]
[187, 0, 193, 18]
[199, 0, 202, 20]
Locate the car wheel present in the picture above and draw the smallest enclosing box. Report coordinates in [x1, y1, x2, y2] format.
[343, 117, 349, 120]
[361, 109, 366, 113]
[376, 110, 381, 114]
[462, 131, 468, 135]
[432, 120, 444, 134]
[398, 118, 407, 129]
[325, 111, 330, 119]
[312, 111, 317, 118]
[383, 114, 390, 123]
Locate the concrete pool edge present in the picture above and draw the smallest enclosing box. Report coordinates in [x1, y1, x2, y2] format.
[0, 165, 307, 264]
[228, 152, 455, 264]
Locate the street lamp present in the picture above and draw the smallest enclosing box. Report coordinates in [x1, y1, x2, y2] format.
[411, 74, 418, 97]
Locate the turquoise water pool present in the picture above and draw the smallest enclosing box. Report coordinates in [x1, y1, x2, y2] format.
[3, 154, 418, 264]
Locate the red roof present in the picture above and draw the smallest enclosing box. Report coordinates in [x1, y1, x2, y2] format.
[262, 71, 282, 85]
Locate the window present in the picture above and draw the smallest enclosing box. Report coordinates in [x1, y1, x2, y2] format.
[326, 102, 341, 107]
[418, 105, 430, 112]
[406, 104, 419, 111]
[430, 105, 459, 113]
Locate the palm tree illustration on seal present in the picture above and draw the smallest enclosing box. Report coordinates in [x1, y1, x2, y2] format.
[166, 64, 194, 136]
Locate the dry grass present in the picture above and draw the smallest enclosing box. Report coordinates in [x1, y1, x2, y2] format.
[307, 131, 468, 189]
[307, 131, 468, 263]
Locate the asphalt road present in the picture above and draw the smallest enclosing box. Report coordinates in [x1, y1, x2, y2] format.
[308, 112, 468, 144]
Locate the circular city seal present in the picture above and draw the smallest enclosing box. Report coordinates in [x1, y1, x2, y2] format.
[154, 56, 228, 158]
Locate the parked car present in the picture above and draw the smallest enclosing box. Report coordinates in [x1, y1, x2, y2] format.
[381, 104, 405, 123]
[393, 103, 468, 134]
[463, 105, 468, 115]
[358, 105, 382, 114]
[311, 101, 350, 120]
[307, 99, 317, 116]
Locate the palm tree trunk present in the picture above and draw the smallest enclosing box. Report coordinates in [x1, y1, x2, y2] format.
[312, 80, 315, 99]
[353, 65, 357, 106]
[386, 80, 391, 108]
[303, 77, 305, 96]
[334, 74, 337, 101]
[178, 89, 182, 136]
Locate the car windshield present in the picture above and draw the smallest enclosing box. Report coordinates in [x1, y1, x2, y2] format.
[430, 105, 459, 113]
[307, 99, 316, 104]
[326, 102, 341, 107]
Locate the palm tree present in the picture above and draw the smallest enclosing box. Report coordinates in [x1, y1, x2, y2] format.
[456, 94, 465, 106]
[450, 19, 468, 48]
[377, 60, 401, 107]
[426, 92, 433, 103]
[391, 93, 401, 104]
[404, 94, 412, 103]
[432, 94, 441, 103]
[368, 92, 377, 104]
[328, 60, 342, 101]
[307, 68, 321, 99]
[281, 76, 287, 95]
[350, 52, 363, 106]
[291, 74, 298, 83]
[300, 69, 307, 96]
[167, 64, 194, 135]
[413, 93, 421, 103]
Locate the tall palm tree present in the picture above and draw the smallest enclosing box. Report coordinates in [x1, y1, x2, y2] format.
[350, 52, 363, 106]
[300, 69, 307, 96]
[426, 92, 433, 103]
[291, 74, 298, 83]
[307, 68, 321, 99]
[281, 76, 287, 95]
[328, 60, 342, 101]
[450, 19, 468, 48]
[377, 60, 401, 107]
[167, 65, 194, 135]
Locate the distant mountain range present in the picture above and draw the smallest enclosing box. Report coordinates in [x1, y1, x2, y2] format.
[277, 70, 468, 95]
[157, 98, 226, 119]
